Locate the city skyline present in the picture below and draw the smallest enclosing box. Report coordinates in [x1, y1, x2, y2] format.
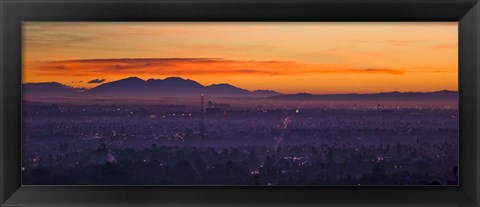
[23, 22, 457, 94]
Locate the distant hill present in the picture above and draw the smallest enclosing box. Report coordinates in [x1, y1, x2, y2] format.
[268, 90, 458, 102]
[86, 77, 203, 98]
[22, 82, 83, 98]
[252, 90, 282, 97]
[23, 77, 282, 99]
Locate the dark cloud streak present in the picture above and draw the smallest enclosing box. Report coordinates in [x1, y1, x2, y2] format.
[88, 79, 106, 84]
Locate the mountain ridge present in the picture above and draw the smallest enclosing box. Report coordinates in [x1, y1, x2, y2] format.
[23, 77, 282, 98]
[268, 90, 457, 101]
[22, 77, 458, 101]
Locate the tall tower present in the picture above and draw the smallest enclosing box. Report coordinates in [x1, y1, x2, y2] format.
[199, 94, 205, 139]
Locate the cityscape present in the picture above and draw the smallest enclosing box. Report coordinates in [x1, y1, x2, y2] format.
[22, 77, 458, 185]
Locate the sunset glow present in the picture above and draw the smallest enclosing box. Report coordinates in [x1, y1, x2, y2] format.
[23, 22, 458, 94]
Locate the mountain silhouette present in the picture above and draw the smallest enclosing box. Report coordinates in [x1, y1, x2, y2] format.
[87, 77, 145, 95]
[252, 90, 282, 97]
[23, 77, 282, 99]
[23, 82, 83, 98]
[87, 77, 203, 97]
[268, 90, 457, 101]
[205, 83, 250, 96]
[22, 77, 457, 101]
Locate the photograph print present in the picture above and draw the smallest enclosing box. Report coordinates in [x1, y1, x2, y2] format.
[22, 22, 458, 185]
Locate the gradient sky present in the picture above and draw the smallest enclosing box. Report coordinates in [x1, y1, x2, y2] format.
[23, 22, 458, 94]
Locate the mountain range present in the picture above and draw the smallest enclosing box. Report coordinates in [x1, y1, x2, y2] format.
[23, 77, 281, 98]
[268, 90, 457, 101]
[23, 76, 458, 101]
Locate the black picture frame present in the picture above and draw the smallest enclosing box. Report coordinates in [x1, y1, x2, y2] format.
[1, 0, 479, 206]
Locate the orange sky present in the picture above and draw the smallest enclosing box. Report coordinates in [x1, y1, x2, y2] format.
[22, 22, 458, 94]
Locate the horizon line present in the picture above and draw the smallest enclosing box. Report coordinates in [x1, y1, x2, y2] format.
[22, 77, 459, 96]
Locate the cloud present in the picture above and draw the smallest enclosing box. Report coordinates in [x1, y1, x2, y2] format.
[429, 43, 457, 49]
[30, 58, 407, 78]
[319, 68, 405, 75]
[88, 79, 106, 84]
